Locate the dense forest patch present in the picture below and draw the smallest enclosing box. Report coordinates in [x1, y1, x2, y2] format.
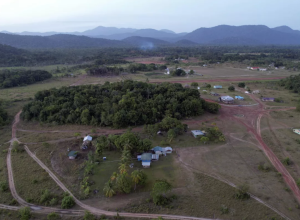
[21, 80, 216, 127]
[279, 74, 300, 93]
[0, 69, 52, 88]
[0, 100, 8, 126]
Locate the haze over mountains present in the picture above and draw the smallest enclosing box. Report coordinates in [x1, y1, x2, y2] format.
[0, 25, 300, 49]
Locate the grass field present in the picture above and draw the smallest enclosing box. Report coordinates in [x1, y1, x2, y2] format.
[11, 149, 65, 206]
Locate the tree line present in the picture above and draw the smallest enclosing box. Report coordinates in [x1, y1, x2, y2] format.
[279, 74, 300, 93]
[21, 80, 219, 127]
[0, 100, 8, 126]
[0, 69, 52, 88]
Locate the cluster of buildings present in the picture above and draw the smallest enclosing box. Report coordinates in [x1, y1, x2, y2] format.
[68, 135, 93, 160]
[138, 146, 173, 168]
[247, 67, 267, 71]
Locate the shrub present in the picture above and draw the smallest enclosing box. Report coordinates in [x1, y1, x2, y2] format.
[228, 85, 235, 91]
[19, 207, 31, 220]
[61, 194, 75, 209]
[47, 212, 59, 220]
[49, 198, 58, 206]
[40, 189, 51, 204]
[0, 181, 8, 192]
[283, 157, 291, 166]
[83, 211, 96, 220]
[234, 184, 250, 200]
[258, 162, 271, 172]
[220, 205, 229, 214]
[238, 82, 245, 88]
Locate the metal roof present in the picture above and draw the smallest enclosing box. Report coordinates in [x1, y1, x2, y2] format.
[220, 96, 234, 101]
[191, 130, 205, 136]
[83, 135, 93, 141]
[141, 153, 152, 161]
[68, 151, 78, 157]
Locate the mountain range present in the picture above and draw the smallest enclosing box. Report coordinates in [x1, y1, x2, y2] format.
[0, 25, 300, 49]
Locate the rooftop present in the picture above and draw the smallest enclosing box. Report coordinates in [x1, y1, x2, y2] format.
[141, 153, 152, 161]
[68, 151, 78, 157]
[220, 96, 234, 101]
[191, 130, 205, 136]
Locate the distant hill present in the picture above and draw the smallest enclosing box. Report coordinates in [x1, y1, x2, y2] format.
[95, 29, 180, 40]
[0, 33, 128, 49]
[122, 36, 170, 48]
[181, 25, 300, 45]
[82, 26, 137, 36]
[272, 25, 300, 35]
[0, 44, 32, 66]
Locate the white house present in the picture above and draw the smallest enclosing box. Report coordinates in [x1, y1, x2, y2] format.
[83, 135, 93, 142]
[191, 130, 205, 138]
[164, 147, 173, 154]
[293, 129, 300, 135]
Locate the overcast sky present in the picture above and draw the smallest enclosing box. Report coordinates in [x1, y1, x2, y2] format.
[1, 0, 300, 33]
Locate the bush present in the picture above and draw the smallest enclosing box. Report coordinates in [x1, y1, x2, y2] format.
[40, 189, 51, 204]
[83, 211, 96, 220]
[238, 82, 245, 88]
[61, 194, 75, 209]
[47, 212, 59, 220]
[283, 157, 291, 166]
[19, 207, 31, 220]
[0, 181, 8, 192]
[220, 205, 229, 214]
[49, 198, 58, 206]
[234, 184, 250, 200]
[258, 162, 271, 172]
[228, 85, 235, 91]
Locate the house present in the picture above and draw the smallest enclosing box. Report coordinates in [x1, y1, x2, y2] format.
[165, 68, 170, 75]
[197, 87, 200, 90]
[152, 153, 160, 161]
[213, 85, 222, 89]
[152, 146, 166, 156]
[203, 64, 207, 67]
[245, 91, 249, 94]
[259, 68, 267, 71]
[191, 130, 205, 138]
[252, 90, 260, 94]
[82, 135, 93, 150]
[219, 96, 234, 104]
[68, 151, 78, 160]
[251, 67, 260, 70]
[164, 147, 173, 154]
[141, 153, 152, 168]
[235, 96, 244, 100]
[261, 97, 275, 102]
[293, 129, 300, 135]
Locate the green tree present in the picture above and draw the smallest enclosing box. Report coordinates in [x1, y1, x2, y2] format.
[19, 207, 32, 220]
[151, 180, 172, 205]
[131, 169, 147, 190]
[191, 82, 198, 87]
[81, 109, 90, 125]
[238, 82, 245, 88]
[189, 69, 195, 74]
[103, 181, 115, 197]
[61, 194, 75, 209]
[167, 129, 176, 143]
[206, 84, 211, 89]
[283, 157, 291, 166]
[199, 136, 209, 144]
[74, 132, 81, 139]
[116, 173, 132, 194]
[234, 184, 250, 200]
[228, 85, 235, 91]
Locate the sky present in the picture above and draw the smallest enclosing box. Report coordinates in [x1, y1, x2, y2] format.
[0, 0, 300, 33]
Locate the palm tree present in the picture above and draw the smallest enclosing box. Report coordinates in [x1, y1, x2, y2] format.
[103, 181, 115, 198]
[119, 163, 128, 175]
[121, 149, 131, 165]
[131, 170, 142, 190]
[110, 172, 118, 182]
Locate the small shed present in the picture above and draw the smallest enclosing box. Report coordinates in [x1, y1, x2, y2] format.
[261, 97, 274, 102]
[214, 85, 222, 89]
[235, 96, 244, 100]
[68, 151, 78, 160]
[191, 130, 205, 138]
[137, 155, 142, 161]
[293, 129, 300, 135]
[164, 147, 173, 154]
[152, 154, 160, 161]
[252, 90, 260, 94]
[141, 153, 152, 168]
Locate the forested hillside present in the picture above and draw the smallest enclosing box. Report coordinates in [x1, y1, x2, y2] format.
[0, 69, 52, 88]
[21, 81, 210, 127]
